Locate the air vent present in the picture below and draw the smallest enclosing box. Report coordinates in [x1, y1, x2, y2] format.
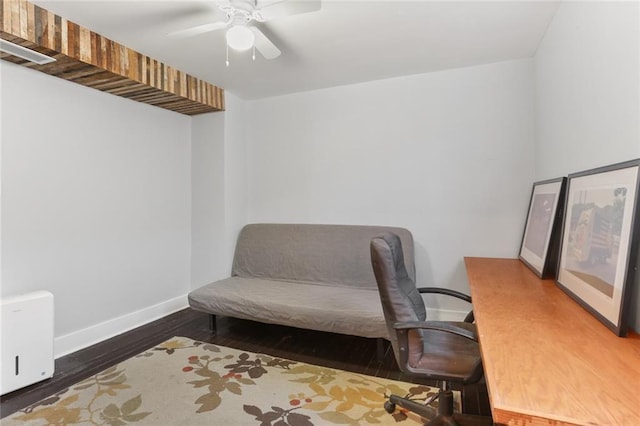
[0, 39, 56, 64]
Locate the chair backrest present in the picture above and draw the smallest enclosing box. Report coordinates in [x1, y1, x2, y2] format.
[370, 232, 426, 366]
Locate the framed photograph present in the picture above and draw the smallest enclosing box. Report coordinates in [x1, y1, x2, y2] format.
[556, 159, 640, 336]
[519, 177, 567, 278]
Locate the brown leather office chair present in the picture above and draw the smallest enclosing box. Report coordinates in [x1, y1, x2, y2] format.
[370, 232, 491, 426]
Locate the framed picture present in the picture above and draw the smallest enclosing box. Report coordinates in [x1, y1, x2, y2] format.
[519, 177, 567, 278]
[556, 159, 640, 336]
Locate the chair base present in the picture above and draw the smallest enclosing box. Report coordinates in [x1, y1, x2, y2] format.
[385, 390, 492, 426]
[386, 394, 438, 419]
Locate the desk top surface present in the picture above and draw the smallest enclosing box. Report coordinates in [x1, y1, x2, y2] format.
[464, 257, 640, 426]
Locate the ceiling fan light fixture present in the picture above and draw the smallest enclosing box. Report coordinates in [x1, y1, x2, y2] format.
[226, 25, 255, 51]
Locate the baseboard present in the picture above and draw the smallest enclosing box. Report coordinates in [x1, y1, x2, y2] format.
[54, 295, 189, 358]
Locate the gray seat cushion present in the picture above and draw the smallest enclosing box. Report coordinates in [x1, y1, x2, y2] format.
[188, 276, 389, 339]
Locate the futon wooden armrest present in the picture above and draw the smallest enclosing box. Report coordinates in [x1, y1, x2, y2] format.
[417, 287, 475, 323]
[392, 320, 478, 342]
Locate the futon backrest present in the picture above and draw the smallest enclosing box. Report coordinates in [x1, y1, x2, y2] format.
[232, 223, 415, 289]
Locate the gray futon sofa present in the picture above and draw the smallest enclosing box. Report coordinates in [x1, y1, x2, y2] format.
[188, 223, 415, 340]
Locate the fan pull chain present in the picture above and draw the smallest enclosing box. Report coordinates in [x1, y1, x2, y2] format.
[252, 45, 256, 61]
[226, 43, 230, 67]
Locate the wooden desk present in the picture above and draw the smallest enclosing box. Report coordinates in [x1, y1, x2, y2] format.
[464, 257, 640, 426]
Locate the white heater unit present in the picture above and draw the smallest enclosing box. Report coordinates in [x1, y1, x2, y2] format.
[1, 291, 55, 395]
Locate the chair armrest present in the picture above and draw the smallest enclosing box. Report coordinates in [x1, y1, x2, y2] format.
[417, 287, 471, 303]
[392, 320, 478, 342]
[417, 287, 475, 323]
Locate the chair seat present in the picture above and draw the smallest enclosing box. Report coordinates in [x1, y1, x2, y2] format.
[413, 322, 483, 384]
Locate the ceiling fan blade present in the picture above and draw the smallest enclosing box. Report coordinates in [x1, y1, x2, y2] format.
[250, 27, 281, 59]
[255, 0, 321, 22]
[168, 21, 229, 38]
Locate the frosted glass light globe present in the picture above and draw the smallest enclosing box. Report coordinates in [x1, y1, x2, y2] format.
[226, 26, 255, 51]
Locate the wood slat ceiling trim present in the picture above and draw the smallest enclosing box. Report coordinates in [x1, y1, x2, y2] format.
[0, 0, 224, 115]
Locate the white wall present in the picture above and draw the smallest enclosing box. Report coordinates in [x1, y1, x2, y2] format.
[535, 1, 640, 178]
[245, 59, 536, 315]
[191, 112, 227, 287]
[534, 1, 640, 331]
[190, 93, 249, 289]
[223, 93, 249, 265]
[1, 62, 192, 356]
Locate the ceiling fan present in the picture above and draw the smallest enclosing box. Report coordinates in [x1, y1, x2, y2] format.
[169, 0, 321, 60]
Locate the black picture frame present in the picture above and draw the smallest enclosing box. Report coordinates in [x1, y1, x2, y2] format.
[556, 159, 640, 336]
[519, 177, 567, 278]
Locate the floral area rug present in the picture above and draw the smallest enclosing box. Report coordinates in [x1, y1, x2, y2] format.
[4, 336, 457, 425]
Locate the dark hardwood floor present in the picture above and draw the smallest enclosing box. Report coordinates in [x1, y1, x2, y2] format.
[0, 308, 492, 420]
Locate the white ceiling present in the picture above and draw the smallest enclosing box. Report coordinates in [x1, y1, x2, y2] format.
[31, 0, 560, 100]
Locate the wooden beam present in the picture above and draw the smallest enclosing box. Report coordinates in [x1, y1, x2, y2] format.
[0, 0, 224, 115]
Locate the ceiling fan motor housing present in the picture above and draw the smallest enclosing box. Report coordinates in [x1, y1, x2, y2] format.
[221, 0, 262, 24]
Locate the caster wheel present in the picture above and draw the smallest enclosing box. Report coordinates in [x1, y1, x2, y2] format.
[384, 401, 396, 413]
